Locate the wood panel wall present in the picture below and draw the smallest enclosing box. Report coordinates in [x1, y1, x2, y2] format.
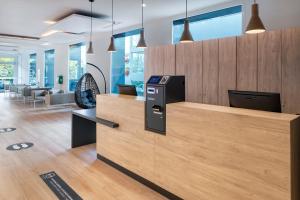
[176, 42, 203, 102]
[144, 27, 300, 114]
[202, 39, 219, 105]
[258, 30, 282, 93]
[282, 28, 300, 114]
[237, 34, 258, 91]
[144, 44, 175, 83]
[218, 37, 237, 106]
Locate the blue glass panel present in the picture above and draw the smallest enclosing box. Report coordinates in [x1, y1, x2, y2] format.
[111, 37, 126, 94]
[68, 43, 86, 91]
[29, 53, 37, 85]
[111, 30, 145, 96]
[44, 49, 55, 88]
[173, 6, 243, 44]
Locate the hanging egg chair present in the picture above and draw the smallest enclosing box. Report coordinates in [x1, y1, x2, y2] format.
[74, 63, 107, 109]
[74, 73, 100, 109]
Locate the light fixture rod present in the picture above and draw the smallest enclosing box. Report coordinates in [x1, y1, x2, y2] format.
[112, 0, 113, 35]
[90, 0, 93, 42]
[142, 0, 144, 28]
[185, 0, 188, 19]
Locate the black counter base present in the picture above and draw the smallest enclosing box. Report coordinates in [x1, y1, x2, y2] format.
[97, 154, 183, 200]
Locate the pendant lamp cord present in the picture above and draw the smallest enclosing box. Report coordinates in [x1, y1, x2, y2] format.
[185, 0, 187, 19]
[90, 0, 93, 42]
[111, 0, 114, 36]
[142, 0, 144, 28]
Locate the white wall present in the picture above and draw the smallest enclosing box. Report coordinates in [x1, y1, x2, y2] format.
[18, 0, 300, 92]
[86, 32, 111, 94]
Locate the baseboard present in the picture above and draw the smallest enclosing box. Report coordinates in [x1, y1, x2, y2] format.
[97, 154, 183, 200]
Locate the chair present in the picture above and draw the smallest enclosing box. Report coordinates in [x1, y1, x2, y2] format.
[75, 73, 100, 109]
[118, 84, 137, 96]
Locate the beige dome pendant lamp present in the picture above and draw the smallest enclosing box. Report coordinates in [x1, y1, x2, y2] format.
[87, 0, 94, 54]
[245, 0, 266, 34]
[107, 0, 116, 52]
[137, 0, 147, 48]
[180, 0, 194, 43]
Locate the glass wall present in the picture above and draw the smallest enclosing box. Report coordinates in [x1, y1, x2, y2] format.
[44, 49, 55, 88]
[0, 55, 17, 90]
[68, 43, 86, 91]
[29, 53, 37, 85]
[173, 6, 242, 44]
[111, 29, 145, 96]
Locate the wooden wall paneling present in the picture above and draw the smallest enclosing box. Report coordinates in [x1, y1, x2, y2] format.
[145, 47, 163, 77]
[218, 37, 237, 106]
[144, 46, 164, 89]
[203, 39, 219, 105]
[237, 34, 258, 91]
[258, 30, 282, 93]
[144, 47, 154, 82]
[144, 45, 175, 83]
[175, 42, 203, 102]
[282, 27, 300, 114]
[162, 45, 176, 75]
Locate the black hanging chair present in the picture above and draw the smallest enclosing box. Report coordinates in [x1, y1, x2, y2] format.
[74, 63, 107, 109]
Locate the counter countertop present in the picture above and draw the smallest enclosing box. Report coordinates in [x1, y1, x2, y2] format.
[98, 94, 299, 122]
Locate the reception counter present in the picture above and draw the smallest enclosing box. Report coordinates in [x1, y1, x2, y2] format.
[96, 94, 300, 200]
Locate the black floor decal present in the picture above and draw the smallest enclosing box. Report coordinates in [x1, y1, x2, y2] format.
[6, 142, 34, 151]
[40, 171, 83, 200]
[0, 128, 16, 133]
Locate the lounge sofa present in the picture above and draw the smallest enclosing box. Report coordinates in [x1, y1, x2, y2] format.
[45, 92, 75, 106]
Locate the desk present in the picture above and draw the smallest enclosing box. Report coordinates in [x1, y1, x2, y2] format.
[72, 109, 97, 148]
[96, 94, 300, 200]
[72, 109, 119, 148]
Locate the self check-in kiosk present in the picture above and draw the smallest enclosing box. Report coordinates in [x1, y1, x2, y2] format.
[145, 75, 185, 134]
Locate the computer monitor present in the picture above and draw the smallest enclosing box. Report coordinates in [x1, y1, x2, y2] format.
[228, 90, 281, 113]
[118, 84, 137, 96]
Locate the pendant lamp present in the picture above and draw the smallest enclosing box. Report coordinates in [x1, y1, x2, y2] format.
[107, 0, 116, 52]
[245, 0, 266, 34]
[137, 0, 147, 48]
[87, 0, 94, 54]
[180, 0, 193, 43]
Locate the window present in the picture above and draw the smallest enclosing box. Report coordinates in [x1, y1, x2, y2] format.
[0, 55, 17, 90]
[68, 43, 86, 91]
[173, 6, 242, 44]
[29, 53, 37, 85]
[44, 49, 55, 88]
[111, 29, 145, 96]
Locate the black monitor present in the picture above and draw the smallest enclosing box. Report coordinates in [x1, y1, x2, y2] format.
[228, 90, 281, 113]
[118, 84, 137, 96]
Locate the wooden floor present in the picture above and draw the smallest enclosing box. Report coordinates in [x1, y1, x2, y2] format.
[0, 94, 165, 200]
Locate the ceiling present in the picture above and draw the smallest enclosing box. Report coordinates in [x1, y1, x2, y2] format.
[0, 0, 232, 48]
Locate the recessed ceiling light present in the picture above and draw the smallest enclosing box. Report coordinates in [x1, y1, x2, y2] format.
[142, 3, 146, 7]
[44, 20, 56, 25]
[41, 42, 50, 46]
[41, 30, 62, 37]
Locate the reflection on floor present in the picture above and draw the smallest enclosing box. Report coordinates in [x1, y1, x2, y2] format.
[0, 94, 165, 200]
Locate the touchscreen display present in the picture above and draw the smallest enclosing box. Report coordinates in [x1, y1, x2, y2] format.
[148, 76, 161, 84]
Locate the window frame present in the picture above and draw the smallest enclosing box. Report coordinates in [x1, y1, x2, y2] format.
[110, 28, 145, 96]
[29, 53, 37, 85]
[68, 42, 86, 92]
[172, 5, 242, 43]
[44, 49, 55, 88]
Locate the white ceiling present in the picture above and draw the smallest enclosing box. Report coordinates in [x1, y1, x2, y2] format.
[0, 0, 232, 48]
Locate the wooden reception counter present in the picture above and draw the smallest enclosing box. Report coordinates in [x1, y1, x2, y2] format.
[96, 94, 300, 200]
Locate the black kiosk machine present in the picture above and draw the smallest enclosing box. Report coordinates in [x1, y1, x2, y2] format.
[145, 75, 185, 135]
